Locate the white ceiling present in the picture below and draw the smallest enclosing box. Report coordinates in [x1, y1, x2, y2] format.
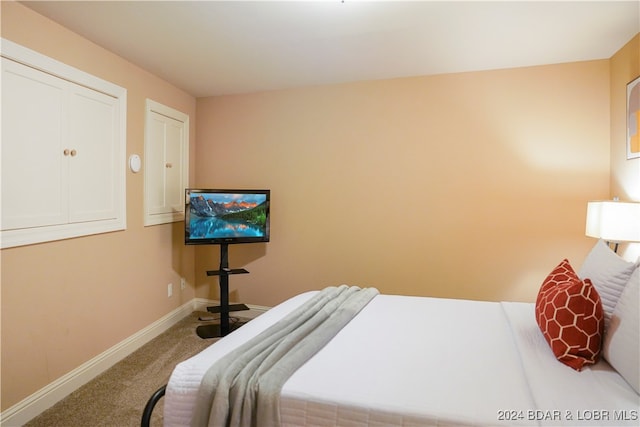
[21, 1, 640, 98]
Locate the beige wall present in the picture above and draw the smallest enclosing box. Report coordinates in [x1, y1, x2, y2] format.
[195, 60, 610, 308]
[610, 34, 640, 260]
[1, 2, 197, 410]
[611, 34, 640, 201]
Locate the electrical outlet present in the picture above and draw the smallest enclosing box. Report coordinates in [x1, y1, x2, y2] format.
[180, 278, 186, 291]
[168, 283, 173, 297]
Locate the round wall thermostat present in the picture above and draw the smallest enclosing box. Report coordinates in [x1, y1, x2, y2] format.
[129, 154, 141, 173]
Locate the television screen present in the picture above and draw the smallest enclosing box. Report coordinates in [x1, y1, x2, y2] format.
[185, 189, 270, 245]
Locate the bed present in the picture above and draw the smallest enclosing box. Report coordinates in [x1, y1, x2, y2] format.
[148, 241, 640, 426]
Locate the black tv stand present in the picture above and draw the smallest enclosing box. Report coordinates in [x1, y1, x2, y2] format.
[196, 244, 249, 339]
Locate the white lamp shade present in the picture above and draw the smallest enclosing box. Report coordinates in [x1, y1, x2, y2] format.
[586, 201, 640, 242]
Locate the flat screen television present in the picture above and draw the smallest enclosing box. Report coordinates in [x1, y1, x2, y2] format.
[185, 189, 270, 245]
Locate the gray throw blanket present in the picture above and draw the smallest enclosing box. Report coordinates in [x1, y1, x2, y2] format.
[191, 285, 379, 427]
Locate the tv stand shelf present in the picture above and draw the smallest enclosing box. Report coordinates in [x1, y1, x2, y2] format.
[207, 268, 249, 276]
[197, 244, 250, 339]
[205, 303, 249, 314]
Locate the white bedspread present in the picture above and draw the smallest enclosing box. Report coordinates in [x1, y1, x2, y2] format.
[164, 292, 640, 427]
[502, 302, 640, 426]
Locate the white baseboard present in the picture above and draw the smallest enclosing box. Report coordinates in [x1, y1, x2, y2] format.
[0, 300, 198, 427]
[1, 298, 272, 427]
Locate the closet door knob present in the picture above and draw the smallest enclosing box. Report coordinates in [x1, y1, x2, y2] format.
[63, 149, 70, 156]
[165, 162, 173, 168]
[70, 149, 77, 157]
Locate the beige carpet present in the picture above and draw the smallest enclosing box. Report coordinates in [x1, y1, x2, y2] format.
[25, 312, 246, 427]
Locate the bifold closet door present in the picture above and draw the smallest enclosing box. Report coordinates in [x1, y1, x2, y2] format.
[1, 57, 68, 230]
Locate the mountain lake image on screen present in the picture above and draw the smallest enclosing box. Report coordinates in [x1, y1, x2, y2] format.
[185, 189, 270, 245]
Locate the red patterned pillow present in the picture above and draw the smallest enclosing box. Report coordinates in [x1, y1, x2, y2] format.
[535, 259, 604, 371]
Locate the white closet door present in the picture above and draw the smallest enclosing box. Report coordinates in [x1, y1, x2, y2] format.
[1, 57, 68, 230]
[66, 84, 120, 223]
[146, 112, 168, 215]
[144, 99, 189, 226]
[163, 118, 185, 213]
[1, 38, 127, 248]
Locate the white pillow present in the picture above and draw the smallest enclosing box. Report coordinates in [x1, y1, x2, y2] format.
[578, 240, 639, 330]
[602, 268, 639, 394]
